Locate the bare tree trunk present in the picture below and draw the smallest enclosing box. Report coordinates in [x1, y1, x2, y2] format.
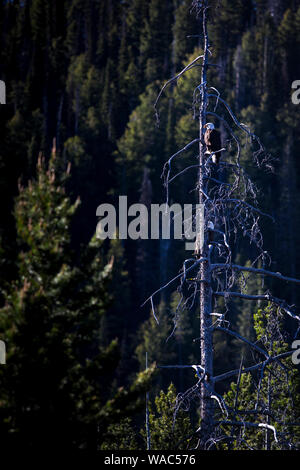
[198, 1, 214, 448]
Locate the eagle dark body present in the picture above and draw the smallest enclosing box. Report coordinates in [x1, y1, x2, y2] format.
[204, 128, 222, 164]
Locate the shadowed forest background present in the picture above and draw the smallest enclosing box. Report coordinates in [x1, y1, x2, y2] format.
[0, 0, 300, 450]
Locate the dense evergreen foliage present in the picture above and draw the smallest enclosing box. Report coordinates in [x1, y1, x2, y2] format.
[0, 0, 299, 449]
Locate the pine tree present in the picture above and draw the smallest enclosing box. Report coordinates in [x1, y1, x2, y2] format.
[0, 150, 154, 449]
[100, 417, 140, 450]
[141, 383, 194, 450]
[0, 151, 114, 448]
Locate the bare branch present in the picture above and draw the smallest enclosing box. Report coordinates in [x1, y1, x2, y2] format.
[158, 364, 205, 373]
[211, 263, 300, 285]
[214, 326, 269, 359]
[154, 55, 204, 124]
[217, 198, 274, 221]
[216, 420, 278, 443]
[212, 351, 294, 383]
[141, 258, 207, 308]
[214, 291, 300, 323]
[161, 139, 200, 204]
[168, 164, 201, 184]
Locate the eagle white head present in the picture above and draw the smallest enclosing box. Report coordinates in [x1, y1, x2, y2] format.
[205, 123, 215, 130]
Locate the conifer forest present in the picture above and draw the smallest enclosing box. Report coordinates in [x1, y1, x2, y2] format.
[1, 0, 300, 453]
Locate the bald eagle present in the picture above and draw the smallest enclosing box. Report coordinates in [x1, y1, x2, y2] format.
[204, 123, 222, 164]
[207, 220, 215, 244]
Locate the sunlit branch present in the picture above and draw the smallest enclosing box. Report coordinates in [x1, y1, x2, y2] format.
[215, 420, 278, 443]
